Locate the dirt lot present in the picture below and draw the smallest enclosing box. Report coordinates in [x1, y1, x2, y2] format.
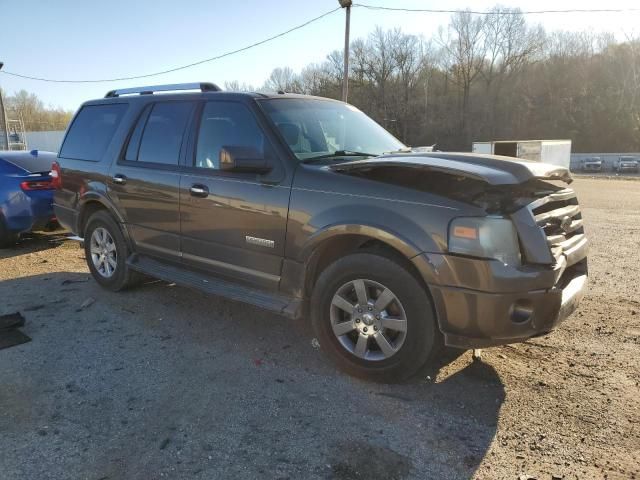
[0, 177, 638, 480]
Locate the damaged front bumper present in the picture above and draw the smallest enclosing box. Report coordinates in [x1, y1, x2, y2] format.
[412, 253, 588, 349]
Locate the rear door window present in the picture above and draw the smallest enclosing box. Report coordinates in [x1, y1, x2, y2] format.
[136, 102, 194, 165]
[60, 104, 128, 161]
[124, 105, 152, 162]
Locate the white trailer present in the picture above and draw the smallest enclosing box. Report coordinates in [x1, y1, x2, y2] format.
[472, 139, 572, 169]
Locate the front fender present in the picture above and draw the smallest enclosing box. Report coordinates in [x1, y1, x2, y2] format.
[291, 199, 450, 264]
[300, 222, 422, 262]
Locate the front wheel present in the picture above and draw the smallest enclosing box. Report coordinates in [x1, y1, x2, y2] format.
[310, 252, 441, 382]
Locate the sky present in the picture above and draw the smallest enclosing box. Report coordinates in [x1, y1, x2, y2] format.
[1, 0, 639, 112]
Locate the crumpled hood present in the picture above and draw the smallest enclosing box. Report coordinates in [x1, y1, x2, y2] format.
[330, 152, 572, 186]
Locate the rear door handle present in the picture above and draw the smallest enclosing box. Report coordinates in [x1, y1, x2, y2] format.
[189, 184, 209, 198]
[112, 174, 127, 185]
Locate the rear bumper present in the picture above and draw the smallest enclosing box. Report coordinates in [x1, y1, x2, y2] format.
[412, 253, 588, 349]
[1, 195, 54, 234]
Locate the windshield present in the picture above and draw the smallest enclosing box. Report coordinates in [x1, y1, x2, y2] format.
[259, 98, 406, 160]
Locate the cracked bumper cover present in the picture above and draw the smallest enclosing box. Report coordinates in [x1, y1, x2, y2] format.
[412, 253, 588, 349]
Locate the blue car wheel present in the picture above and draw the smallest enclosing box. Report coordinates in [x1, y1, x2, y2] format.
[0, 216, 19, 248]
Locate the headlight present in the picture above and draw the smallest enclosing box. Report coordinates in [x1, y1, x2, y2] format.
[448, 217, 521, 266]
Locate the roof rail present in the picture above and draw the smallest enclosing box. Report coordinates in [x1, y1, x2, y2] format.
[104, 82, 221, 98]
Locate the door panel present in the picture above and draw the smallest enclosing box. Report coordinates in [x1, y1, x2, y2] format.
[180, 174, 289, 288]
[179, 100, 290, 290]
[109, 166, 181, 257]
[109, 101, 195, 258]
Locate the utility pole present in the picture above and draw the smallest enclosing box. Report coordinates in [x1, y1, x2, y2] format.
[0, 62, 9, 151]
[339, 0, 352, 103]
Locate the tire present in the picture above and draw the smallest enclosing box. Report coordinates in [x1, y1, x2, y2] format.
[310, 252, 441, 382]
[83, 210, 139, 291]
[0, 218, 19, 248]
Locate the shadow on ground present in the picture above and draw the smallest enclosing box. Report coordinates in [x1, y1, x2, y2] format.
[0, 229, 69, 260]
[0, 272, 504, 479]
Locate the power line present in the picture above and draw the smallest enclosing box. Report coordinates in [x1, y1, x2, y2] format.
[3, 3, 637, 85]
[354, 3, 640, 15]
[0, 7, 340, 84]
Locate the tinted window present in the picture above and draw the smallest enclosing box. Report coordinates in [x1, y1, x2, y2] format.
[195, 102, 265, 170]
[60, 104, 128, 161]
[137, 102, 194, 165]
[124, 105, 151, 161]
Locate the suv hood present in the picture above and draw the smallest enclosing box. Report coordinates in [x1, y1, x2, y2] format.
[330, 152, 572, 186]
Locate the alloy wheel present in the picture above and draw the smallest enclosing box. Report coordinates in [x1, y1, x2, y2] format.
[330, 279, 408, 361]
[90, 227, 117, 278]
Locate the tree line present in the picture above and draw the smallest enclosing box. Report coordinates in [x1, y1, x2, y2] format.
[3, 7, 638, 153]
[229, 7, 640, 153]
[0, 89, 74, 132]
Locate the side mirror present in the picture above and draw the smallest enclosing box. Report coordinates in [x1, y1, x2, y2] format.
[219, 146, 272, 174]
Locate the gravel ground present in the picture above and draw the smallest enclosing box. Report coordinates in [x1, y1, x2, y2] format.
[0, 177, 638, 480]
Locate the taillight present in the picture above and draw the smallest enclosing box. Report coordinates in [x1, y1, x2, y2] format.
[20, 180, 55, 191]
[50, 161, 62, 189]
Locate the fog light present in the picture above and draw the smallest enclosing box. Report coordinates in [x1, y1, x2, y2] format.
[511, 300, 534, 324]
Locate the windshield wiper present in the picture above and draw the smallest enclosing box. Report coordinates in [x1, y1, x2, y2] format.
[301, 150, 377, 164]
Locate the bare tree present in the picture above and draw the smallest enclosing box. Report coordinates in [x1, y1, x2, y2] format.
[438, 10, 487, 135]
[263, 67, 302, 93]
[480, 7, 545, 137]
[390, 32, 426, 141]
[219, 9, 640, 153]
[224, 80, 256, 92]
[364, 27, 398, 123]
[4, 90, 73, 132]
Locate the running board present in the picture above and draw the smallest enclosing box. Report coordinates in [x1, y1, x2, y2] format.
[126, 255, 302, 319]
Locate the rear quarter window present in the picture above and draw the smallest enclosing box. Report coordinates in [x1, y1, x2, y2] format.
[60, 104, 128, 161]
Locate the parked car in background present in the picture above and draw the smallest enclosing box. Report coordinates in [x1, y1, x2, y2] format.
[53, 83, 588, 381]
[613, 156, 639, 173]
[0, 150, 58, 247]
[581, 157, 602, 172]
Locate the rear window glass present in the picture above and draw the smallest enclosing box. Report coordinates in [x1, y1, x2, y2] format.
[60, 104, 127, 161]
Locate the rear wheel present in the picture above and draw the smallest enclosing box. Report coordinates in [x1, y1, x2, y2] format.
[84, 210, 139, 291]
[0, 218, 19, 248]
[310, 252, 441, 382]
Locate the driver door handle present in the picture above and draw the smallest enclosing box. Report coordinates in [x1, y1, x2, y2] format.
[189, 184, 209, 198]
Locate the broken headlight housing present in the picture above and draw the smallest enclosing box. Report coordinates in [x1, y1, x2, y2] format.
[448, 217, 521, 266]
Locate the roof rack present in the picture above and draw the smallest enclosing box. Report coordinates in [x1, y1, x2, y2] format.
[104, 82, 221, 98]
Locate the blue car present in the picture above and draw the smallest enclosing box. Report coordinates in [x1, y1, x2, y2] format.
[0, 150, 58, 247]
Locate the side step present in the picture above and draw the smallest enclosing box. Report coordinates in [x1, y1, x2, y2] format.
[127, 255, 302, 319]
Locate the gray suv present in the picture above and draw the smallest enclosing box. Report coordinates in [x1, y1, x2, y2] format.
[613, 156, 639, 173]
[53, 83, 588, 381]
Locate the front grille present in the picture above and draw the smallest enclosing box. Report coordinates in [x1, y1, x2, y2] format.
[529, 188, 588, 283]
